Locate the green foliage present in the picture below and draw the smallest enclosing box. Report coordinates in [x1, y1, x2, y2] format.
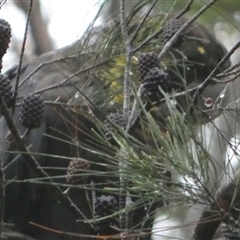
[4, 1, 240, 239]
[27, 0, 231, 229]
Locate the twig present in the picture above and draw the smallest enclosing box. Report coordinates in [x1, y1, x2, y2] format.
[120, 0, 131, 117]
[175, 0, 194, 19]
[0, 0, 7, 9]
[119, 0, 131, 236]
[127, 85, 143, 131]
[119, 0, 137, 236]
[158, 0, 217, 61]
[29, 221, 150, 239]
[15, 57, 111, 100]
[217, 62, 240, 75]
[194, 39, 240, 101]
[215, 70, 240, 79]
[212, 72, 240, 84]
[12, 0, 33, 114]
[91, 181, 97, 217]
[132, 28, 164, 54]
[130, 0, 158, 44]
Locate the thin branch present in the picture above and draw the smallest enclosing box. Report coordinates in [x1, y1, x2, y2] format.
[12, 0, 33, 114]
[175, 0, 194, 19]
[14, 57, 110, 100]
[120, 0, 131, 117]
[0, 0, 7, 9]
[119, 0, 131, 236]
[127, 85, 143, 131]
[130, 0, 158, 44]
[194, 39, 240, 101]
[29, 221, 150, 239]
[158, 0, 217, 61]
[132, 28, 164, 54]
[218, 62, 240, 75]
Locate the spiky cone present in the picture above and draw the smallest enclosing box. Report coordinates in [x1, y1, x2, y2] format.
[0, 74, 13, 108]
[0, 19, 11, 69]
[104, 111, 128, 143]
[93, 195, 118, 235]
[138, 52, 159, 81]
[142, 67, 172, 102]
[161, 18, 185, 48]
[66, 157, 90, 185]
[19, 94, 45, 129]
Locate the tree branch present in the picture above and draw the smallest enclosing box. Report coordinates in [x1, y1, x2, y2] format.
[158, 0, 218, 61]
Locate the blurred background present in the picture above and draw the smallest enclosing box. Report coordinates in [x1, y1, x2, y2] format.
[0, 0, 101, 70]
[1, 0, 240, 71]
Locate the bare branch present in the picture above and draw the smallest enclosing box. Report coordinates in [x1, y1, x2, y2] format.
[175, 0, 194, 19]
[120, 0, 131, 117]
[158, 0, 217, 61]
[12, 0, 33, 114]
